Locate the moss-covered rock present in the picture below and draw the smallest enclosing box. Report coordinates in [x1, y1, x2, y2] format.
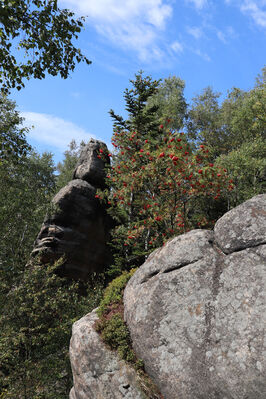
[95, 269, 137, 364]
[95, 269, 164, 398]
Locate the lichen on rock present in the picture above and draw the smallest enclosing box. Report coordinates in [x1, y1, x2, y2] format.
[124, 194, 266, 399]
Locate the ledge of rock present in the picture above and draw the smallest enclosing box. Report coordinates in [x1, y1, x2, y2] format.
[124, 194, 266, 399]
[69, 310, 147, 399]
[32, 139, 113, 280]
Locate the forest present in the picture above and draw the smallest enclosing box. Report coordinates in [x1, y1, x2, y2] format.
[0, 66, 265, 398]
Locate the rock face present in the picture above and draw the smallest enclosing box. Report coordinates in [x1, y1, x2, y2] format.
[73, 139, 108, 189]
[69, 310, 147, 399]
[32, 139, 113, 280]
[124, 194, 266, 399]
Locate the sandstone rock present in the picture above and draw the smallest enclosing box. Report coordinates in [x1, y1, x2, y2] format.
[214, 193, 266, 254]
[69, 310, 147, 399]
[32, 139, 113, 280]
[73, 139, 109, 189]
[124, 194, 266, 399]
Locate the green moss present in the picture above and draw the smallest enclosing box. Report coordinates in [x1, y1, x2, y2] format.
[95, 268, 141, 366]
[97, 268, 136, 317]
[96, 313, 135, 363]
[95, 269, 165, 398]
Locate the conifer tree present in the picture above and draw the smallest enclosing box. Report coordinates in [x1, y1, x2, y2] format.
[109, 71, 161, 142]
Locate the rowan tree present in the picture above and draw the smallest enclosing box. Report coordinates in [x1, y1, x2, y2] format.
[97, 123, 232, 274]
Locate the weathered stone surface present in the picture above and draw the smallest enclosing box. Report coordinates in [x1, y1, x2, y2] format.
[214, 193, 266, 254]
[32, 139, 113, 279]
[124, 194, 266, 399]
[69, 310, 147, 399]
[73, 139, 109, 189]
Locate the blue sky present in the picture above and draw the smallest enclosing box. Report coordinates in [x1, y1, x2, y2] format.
[10, 0, 266, 165]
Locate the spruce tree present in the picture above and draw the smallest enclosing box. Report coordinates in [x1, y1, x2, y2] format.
[109, 71, 161, 141]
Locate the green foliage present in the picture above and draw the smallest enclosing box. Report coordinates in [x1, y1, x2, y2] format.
[0, 96, 100, 397]
[95, 269, 164, 398]
[186, 86, 223, 158]
[0, 149, 56, 279]
[98, 127, 231, 272]
[146, 75, 187, 131]
[97, 313, 135, 362]
[186, 67, 266, 159]
[0, 258, 104, 399]
[216, 136, 266, 207]
[56, 139, 86, 190]
[109, 71, 161, 140]
[185, 66, 265, 213]
[0, 95, 30, 163]
[96, 269, 136, 363]
[97, 269, 136, 317]
[0, 96, 57, 284]
[0, 0, 91, 93]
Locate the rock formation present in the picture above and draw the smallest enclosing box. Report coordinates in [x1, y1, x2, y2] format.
[124, 194, 266, 399]
[69, 310, 148, 399]
[69, 194, 266, 398]
[32, 139, 113, 280]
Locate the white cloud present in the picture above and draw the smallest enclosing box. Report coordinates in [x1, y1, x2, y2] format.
[170, 41, 183, 53]
[241, 0, 266, 27]
[225, 0, 266, 28]
[186, 0, 208, 9]
[217, 30, 226, 42]
[216, 26, 236, 43]
[59, 0, 173, 61]
[22, 112, 94, 151]
[194, 48, 211, 61]
[187, 26, 203, 39]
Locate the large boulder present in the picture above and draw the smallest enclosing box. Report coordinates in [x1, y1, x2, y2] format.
[69, 310, 147, 399]
[73, 139, 109, 189]
[32, 139, 113, 280]
[124, 194, 266, 399]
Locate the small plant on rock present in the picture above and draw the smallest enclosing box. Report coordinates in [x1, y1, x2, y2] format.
[95, 269, 165, 398]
